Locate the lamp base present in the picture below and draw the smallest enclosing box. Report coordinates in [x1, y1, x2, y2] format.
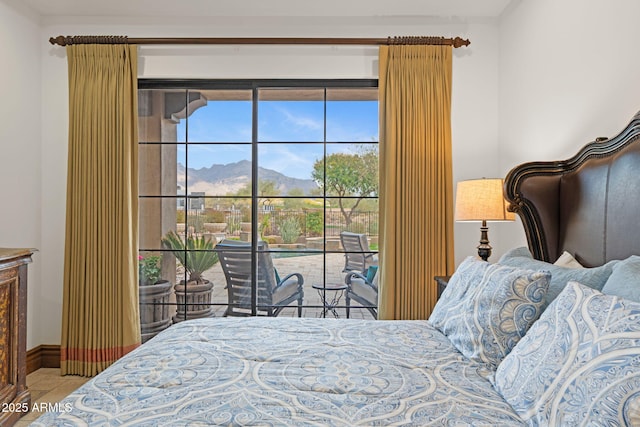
[477, 220, 492, 262]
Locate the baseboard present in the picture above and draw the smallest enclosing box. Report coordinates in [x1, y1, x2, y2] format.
[26, 345, 61, 374]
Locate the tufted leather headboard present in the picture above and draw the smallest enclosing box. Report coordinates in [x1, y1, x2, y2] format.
[504, 111, 640, 267]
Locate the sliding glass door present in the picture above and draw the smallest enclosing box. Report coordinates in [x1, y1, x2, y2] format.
[138, 80, 378, 335]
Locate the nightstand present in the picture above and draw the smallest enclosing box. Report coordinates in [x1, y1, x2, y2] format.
[434, 276, 450, 299]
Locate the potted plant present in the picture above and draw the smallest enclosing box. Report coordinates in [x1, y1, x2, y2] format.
[138, 254, 172, 342]
[161, 230, 219, 322]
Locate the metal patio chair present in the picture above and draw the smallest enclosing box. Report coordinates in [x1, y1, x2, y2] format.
[215, 239, 304, 317]
[339, 231, 378, 274]
[345, 266, 378, 319]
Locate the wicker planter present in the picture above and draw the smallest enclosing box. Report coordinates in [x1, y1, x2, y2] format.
[139, 280, 172, 343]
[173, 280, 215, 323]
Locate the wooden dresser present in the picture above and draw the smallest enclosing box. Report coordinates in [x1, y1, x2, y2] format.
[0, 248, 34, 426]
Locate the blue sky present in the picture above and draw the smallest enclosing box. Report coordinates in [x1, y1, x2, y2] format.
[176, 100, 378, 180]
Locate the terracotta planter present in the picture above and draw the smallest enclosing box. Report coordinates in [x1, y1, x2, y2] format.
[173, 280, 215, 323]
[139, 280, 172, 343]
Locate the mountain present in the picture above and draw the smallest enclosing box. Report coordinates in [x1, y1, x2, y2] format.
[177, 160, 319, 195]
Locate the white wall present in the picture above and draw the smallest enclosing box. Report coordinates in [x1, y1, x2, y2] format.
[498, 0, 640, 253]
[0, 1, 42, 349]
[32, 17, 501, 346]
[20, 0, 640, 348]
[11, 0, 637, 349]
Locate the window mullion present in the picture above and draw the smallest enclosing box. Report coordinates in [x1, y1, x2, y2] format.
[250, 86, 259, 316]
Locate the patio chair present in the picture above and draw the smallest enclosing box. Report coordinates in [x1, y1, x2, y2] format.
[215, 239, 304, 317]
[340, 231, 378, 274]
[345, 266, 378, 319]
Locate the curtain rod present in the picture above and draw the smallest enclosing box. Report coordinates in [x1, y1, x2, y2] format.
[49, 35, 470, 48]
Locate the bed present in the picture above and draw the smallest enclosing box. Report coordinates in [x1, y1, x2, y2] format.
[33, 111, 640, 426]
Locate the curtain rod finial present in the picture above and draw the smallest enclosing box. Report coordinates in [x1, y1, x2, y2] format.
[50, 35, 67, 46]
[453, 37, 470, 48]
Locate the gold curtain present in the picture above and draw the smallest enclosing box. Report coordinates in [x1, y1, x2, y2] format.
[61, 44, 140, 376]
[378, 45, 455, 320]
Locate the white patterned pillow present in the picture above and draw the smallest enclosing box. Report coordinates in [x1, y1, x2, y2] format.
[553, 250, 584, 268]
[429, 257, 550, 371]
[494, 281, 640, 426]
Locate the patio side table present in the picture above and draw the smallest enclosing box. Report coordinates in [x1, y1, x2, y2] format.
[312, 283, 348, 318]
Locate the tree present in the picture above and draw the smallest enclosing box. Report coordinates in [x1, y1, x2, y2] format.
[232, 179, 277, 208]
[283, 188, 306, 209]
[311, 147, 378, 227]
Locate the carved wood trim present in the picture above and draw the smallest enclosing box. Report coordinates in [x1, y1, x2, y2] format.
[504, 111, 640, 262]
[0, 249, 33, 427]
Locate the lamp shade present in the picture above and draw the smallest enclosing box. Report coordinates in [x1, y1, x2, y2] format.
[454, 178, 515, 222]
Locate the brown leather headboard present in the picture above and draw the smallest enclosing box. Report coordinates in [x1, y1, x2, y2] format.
[504, 111, 640, 267]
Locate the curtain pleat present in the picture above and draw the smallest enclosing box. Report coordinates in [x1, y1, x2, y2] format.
[378, 45, 455, 320]
[61, 44, 140, 376]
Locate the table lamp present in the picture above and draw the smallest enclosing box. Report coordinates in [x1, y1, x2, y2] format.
[455, 178, 515, 261]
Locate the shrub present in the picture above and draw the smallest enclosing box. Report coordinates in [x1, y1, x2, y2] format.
[186, 214, 205, 233]
[205, 209, 226, 223]
[263, 236, 278, 244]
[305, 211, 324, 237]
[259, 214, 272, 238]
[279, 216, 301, 244]
[138, 254, 162, 285]
[227, 216, 241, 234]
[348, 222, 366, 234]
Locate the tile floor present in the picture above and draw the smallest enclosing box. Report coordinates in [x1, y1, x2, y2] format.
[14, 368, 90, 426]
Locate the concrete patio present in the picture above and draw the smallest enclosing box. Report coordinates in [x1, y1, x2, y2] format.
[172, 252, 376, 320]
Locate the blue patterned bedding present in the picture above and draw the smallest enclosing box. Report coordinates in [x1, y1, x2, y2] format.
[33, 318, 523, 426]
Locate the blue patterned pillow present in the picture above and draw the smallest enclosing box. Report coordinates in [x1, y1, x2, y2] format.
[601, 255, 640, 302]
[429, 257, 550, 371]
[498, 247, 617, 310]
[494, 281, 640, 426]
